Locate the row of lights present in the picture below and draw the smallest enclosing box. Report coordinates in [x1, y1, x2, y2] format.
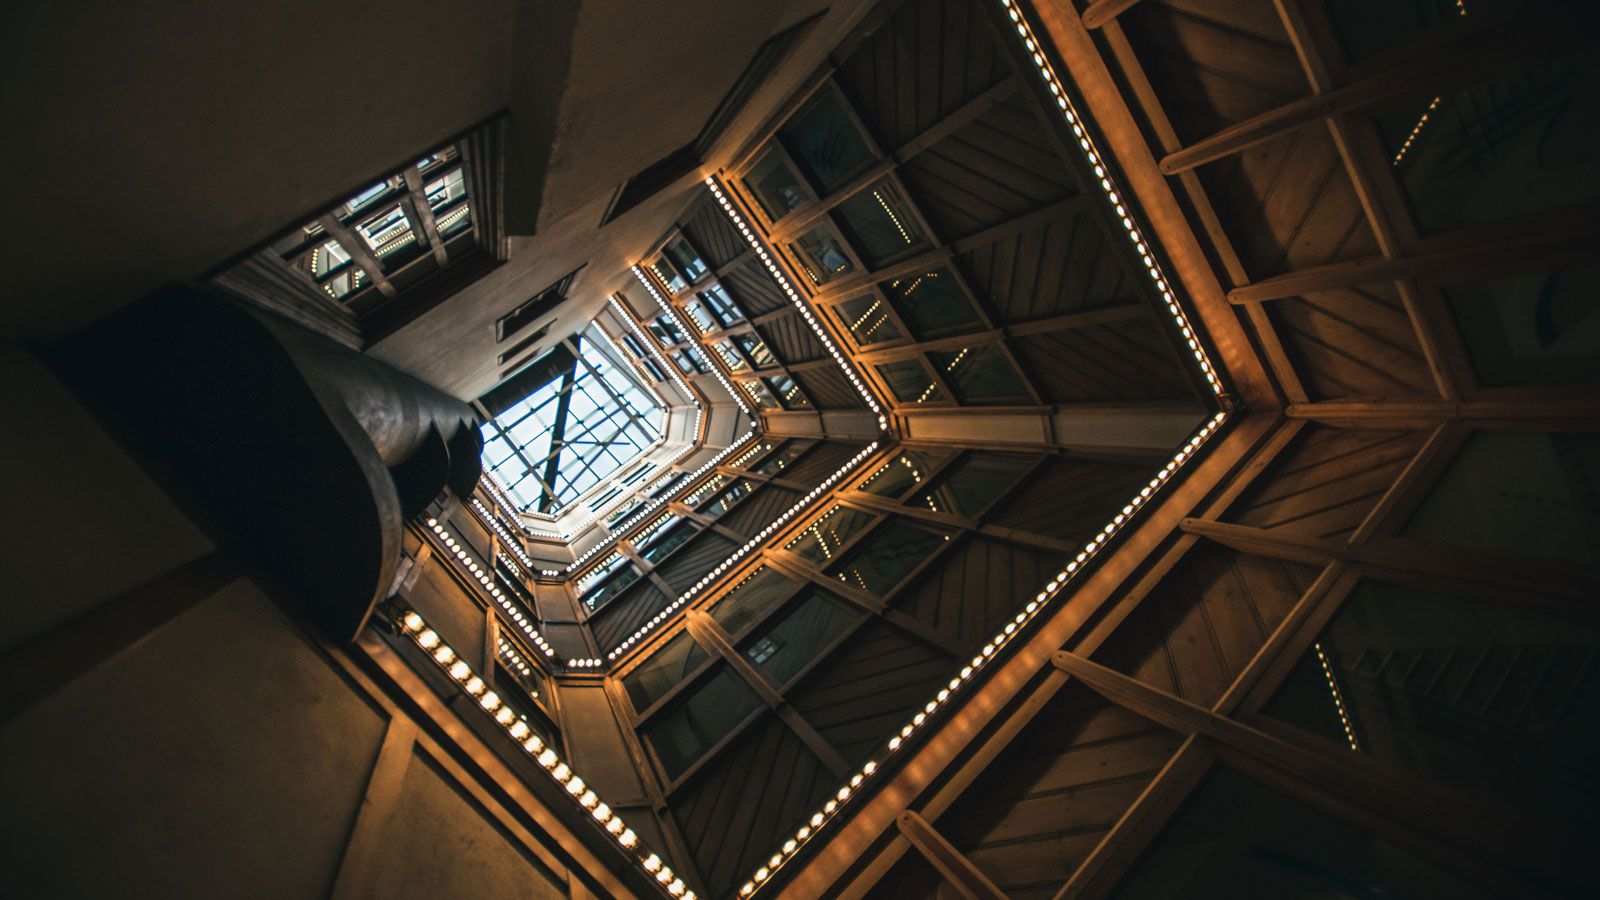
[704, 177, 890, 431]
[394, 610, 693, 898]
[606, 441, 881, 661]
[567, 657, 604, 669]
[565, 429, 759, 574]
[497, 636, 535, 679]
[1314, 642, 1361, 752]
[630, 267, 757, 420]
[468, 498, 537, 569]
[998, 0, 1225, 400]
[735, 411, 1228, 896]
[425, 517, 556, 658]
[591, 317, 673, 414]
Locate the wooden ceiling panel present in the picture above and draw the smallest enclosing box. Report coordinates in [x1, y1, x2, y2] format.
[793, 365, 866, 409]
[590, 580, 673, 652]
[681, 197, 747, 269]
[788, 620, 955, 768]
[1119, 0, 1310, 143]
[1010, 318, 1197, 403]
[1089, 541, 1320, 708]
[985, 456, 1154, 545]
[720, 484, 807, 538]
[669, 714, 837, 898]
[1223, 424, 1431, 542]
[721, 258, 791, 315]
[1266, 281, 1436, 400]
[898, 94, 1080, 241]
[1195, 126, 1378, 280]
[893, 535, 1061, 649]
[835, 0, 1013, 149]
[934, 684, 1182, 898]
[755, 309, 828, 363]
[957, 206, 1140, 325]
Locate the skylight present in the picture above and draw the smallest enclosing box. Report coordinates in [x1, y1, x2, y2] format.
[481, 325, 665, 514]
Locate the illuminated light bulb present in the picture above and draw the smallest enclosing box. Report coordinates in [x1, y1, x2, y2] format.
[741, 884, 756, 896]
[463, 676, 485, 695]
[607, 816, 625, 835]
[823, 800, 838, 814]
[448, 660, 471, 681]
[417, 630, 440, 650]
[433, 646, 455, 664]
[619, 828, 638, 848]
[523, 735, 545, 755]
[537, 748, 558, 767]
[912, 712, 926, 726]
[494, 706, 515, 725]
[509, 720, 530, 740]
[850, 773, 864, 787]
[580, 790, 599, 808]
[479, 691, 501, 712]
[669, 880, 686, 896]
[402, 612, 424, 632]
[551, 764, 572, 782]
[783, 839, 798, 854]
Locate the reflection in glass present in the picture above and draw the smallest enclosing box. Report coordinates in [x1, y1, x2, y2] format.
[836, 180, 927, 267]
[743, 379, 780, 409]
[1402, 432, 1600, 563]
[830, 520, 946, 595]
[623, 631, 710, 712]
[745, 150, 808, 220]
[639, 522, 696, 564]
[714, 340, 747, 371]
[913, 454, 1034, 517]
[698, 284, 743, 326]
[424, 168, 466, 212]
[1111, 766, 1491, 900]
[709, 567, 796, 637]
[858, 450, 945, 498]
[664, 237, 709, 284]
[645, 670, 762, 779]
[1265, 580, 1600, 827]
[581, 565, 640, 610]
[699, 479, 758, 518]
[743, 590, 859, 687]
[888, 269, 982, 337]
[835, 293, 903, 346]
[792, 227, 856, 286]
[754, 441, 807, 476]
[876, 359, 942, 403]
[733, 332, 776, 368]
[786, 506, 873, 564]
[768, 375, 811, 409]
[1445, 266, 1600, 386]
[780, 90, 875, 193]
[931, 345, 1030, 403]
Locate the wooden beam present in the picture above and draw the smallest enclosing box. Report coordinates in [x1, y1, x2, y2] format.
[318, 214, 398, 300]
[1227, 217, 1600, 302]
[896, 811, 1007, 900]
[1179, 518, 1599, 613]
[1081, 0, 1144, 30]
[1051, 650, 1576, 893]
[1285, 395, 1600, 427]
[1158, 0, 1591, 174]
[853, 304, 1150, 365]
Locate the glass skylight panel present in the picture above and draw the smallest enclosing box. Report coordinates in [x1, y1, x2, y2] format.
[479, 326, 665, 514]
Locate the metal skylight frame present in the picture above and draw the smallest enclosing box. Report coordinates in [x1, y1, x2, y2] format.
[481, 326, 667, 514]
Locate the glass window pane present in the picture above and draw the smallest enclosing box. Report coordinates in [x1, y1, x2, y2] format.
[700, 478, 758, 518]
[912, 454, 1034, 517]
[623, 631, 710, 713]
[791, 227, 856, 286]
[709, 566, 797, 638]
[664, 237, 708, 284]
[858, 449, 946, 498]
[1402, 432, 1600, 563]
[685, 300, 717, 334]
[743, 590, 860, 687]
[714, 341, 747, 371]
[786, 506, 874, 565]
[639, 522, 697, 564]
[887, 268, 982, 337]
[699, 284, 743, 325]
[779, 90, 875, 193]
[835, 179, 928, 267]
[358, 205, 414, 256]
[1445, 265, 1600, 387]
[1377, 54, 1600, 235]
[834, 294, 903, 346]
[435, 203, 472, 237]
[582, 566, 640, 610]
[745, 150, 809, 220]
[742, 379, 780, 409]
[733, 332, 776, 369]
[424, 168, 466, 212]
[754, 442, 808, 476]
[876, 359, 943, 403]
[830, 519, 947, 596]
[1111, 766, 1492, 900]
[645, 669, 762, 780]
[1264, 580, 1600, 828]
[931, 345, 1030, 403]
[767, 375, 811, 409]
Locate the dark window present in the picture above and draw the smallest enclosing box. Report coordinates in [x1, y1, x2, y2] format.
[623, 631, 710, 713]
[912, 454, 1033, 517]
[645, 669, 762, 779]
[709, 566, 797, 638]
[830, 519, 946, 595]
[786, 506, 873, 565]
[780, 89, 876, 194]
